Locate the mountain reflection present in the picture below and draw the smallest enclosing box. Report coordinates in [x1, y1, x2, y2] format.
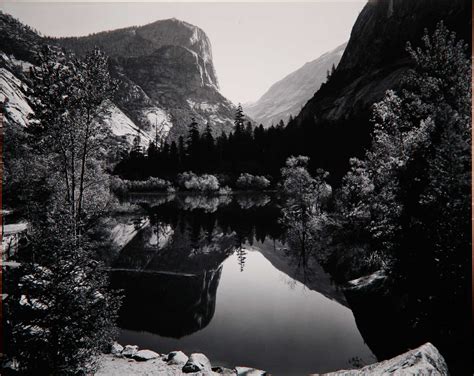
[111, 267, 222, 338]
[110, 194, 284, 337]
[110, 194, 346, 339]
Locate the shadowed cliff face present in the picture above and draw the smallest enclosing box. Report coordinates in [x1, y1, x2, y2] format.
[297, 0, 471, 122]
[290, 0, 471, 182]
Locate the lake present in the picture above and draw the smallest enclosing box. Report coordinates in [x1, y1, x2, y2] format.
[108, 193, 375, 375]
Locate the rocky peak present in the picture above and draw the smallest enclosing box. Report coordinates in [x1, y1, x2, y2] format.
[58, 18, 218, 89]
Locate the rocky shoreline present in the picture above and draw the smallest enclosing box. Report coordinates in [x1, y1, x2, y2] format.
[96, 342, 448, 375]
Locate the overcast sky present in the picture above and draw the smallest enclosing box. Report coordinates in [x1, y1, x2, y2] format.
[1, 1, 366, 104]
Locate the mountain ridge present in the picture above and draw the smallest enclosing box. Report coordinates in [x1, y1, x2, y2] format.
[245, 42, 346, 127]
[0, 13, 239, 151]
[285, 0, 471, 182]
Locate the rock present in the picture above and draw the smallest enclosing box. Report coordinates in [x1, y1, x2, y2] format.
[166, 350, 189, 365]
[235, 366, 266, 375]
[110, 342, 124, 356]
[213, 366, 237, 375]
[318, 342, 448, 375]
[121, 345, 139, 358]
[182, 353, 212, 373]
[132, 349, 160, 361]
[346, 270, 386, 292]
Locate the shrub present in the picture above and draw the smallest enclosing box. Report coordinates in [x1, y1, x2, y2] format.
[111, 176, 173, 194]
[177, 172, 220, 192]
[218, 186, 233, 195]
[236, 173, 271, 190]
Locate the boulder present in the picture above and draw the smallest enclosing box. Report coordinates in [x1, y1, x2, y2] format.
[110, 342, 124, 357]
[346, 270, 386, 292]
[318, 342, 448, 375]
[213, 366, 237, 375]
[166, 350, 189, 365]
[132, 349, 160, 361]
[121, 345, 139, 358]
[182, 353, 212, 373]
[235, 366, 266, 375]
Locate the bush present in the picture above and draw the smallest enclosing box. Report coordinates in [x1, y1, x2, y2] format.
[111, 176, 173, 194]
[236, 173, 271, 190]
[177, 172, 220, 192]
[218, 186, 233, 195]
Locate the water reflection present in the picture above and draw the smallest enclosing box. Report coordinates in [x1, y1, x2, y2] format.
[111, 268, 222, 338]
[109, 194, 374, 374]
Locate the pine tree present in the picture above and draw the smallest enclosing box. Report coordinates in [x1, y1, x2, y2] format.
[187, 117, 201, 170]
[178, 136, 186, 169]
[130, 133, 143, 159]
[234, 103, 245, 134]
[169, 141, 179, 171]
[147, 141, 157, 160]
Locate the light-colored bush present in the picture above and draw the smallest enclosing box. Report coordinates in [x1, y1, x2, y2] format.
[236, 173, 271, 190]
[111, 176, 173, 194]
[177, 172, 220, 192]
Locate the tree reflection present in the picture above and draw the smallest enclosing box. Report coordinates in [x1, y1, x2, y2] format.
[235, 246, 247, 272]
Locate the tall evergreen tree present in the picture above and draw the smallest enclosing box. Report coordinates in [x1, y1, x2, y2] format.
[187, 117, 201, 170]
[234, 103, 245, 134]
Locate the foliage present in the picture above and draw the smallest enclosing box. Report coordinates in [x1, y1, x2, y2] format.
[279, 156, 332, 259]
[28, 45, 117, 234]
[6, 219, 121, 375]
[114, 111, 292, 181]
[235, 173, 271, 190]
[111, 176, 173, 194]
[176, 172, 220, 192]
[4, 46, 121, 375]
[337, 22, 471, 281]
[218, 186, 233, 195]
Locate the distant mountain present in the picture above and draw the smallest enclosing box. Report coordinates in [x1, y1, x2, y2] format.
[0, 13, 239, 152]
[245, 43, 346, 128]
[286, 0, 471, 182]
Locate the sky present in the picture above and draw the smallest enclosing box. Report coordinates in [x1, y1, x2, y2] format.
[1, 1, 366, 104]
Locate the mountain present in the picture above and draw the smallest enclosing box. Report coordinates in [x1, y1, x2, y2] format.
[286, 0, 471, 182]
[56, 18, 237, 143]
[0, 13, 238, 151]
[245, 42, 346, 128]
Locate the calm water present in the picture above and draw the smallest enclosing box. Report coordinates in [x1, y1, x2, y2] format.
[109, 194, 375, 375]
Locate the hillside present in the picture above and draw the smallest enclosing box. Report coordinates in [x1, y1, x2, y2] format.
[56, 18, 238, 142]
[286, 0, 471, 182]
[0, 13, 239, 151]
[245, 42, 346, 127]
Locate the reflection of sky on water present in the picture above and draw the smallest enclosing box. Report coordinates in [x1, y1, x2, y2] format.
[118, 248, 374, 375]
[113, 194, 375, 374]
